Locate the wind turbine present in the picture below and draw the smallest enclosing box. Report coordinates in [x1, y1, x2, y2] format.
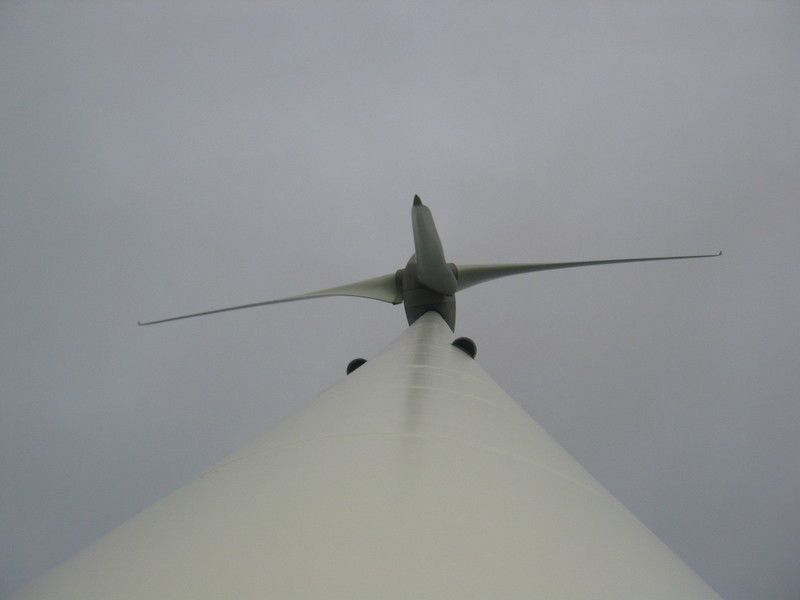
[139, 196, 719, 331]
[14, 198, 724, 599]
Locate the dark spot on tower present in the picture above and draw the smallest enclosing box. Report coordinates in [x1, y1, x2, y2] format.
[346, 358, 367, 374]
[451, 337, 477, 359]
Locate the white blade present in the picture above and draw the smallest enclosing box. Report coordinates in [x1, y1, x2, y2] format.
[411, 196, 458, 295]
[138, 272, 401, 326]
[456, 252, 722, 291]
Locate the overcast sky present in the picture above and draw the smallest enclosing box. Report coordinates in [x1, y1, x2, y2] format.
[2, 2, 799, 598]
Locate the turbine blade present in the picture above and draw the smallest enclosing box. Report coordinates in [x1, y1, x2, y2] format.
[411, 196, 458, 295]
[456, 252, 722, 291]
[138, 272, 401, 326]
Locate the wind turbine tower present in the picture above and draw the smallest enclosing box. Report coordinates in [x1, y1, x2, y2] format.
[11, 198, 723, 599]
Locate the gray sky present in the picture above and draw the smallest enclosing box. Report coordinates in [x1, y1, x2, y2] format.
[1, 2, 799, 598]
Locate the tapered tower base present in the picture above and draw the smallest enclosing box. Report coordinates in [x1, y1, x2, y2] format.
[12, 312, 722, 599]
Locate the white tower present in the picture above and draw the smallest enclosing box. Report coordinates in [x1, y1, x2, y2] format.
[11, 199, 723, 598]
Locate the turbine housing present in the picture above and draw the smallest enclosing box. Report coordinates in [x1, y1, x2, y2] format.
[400, 256, 457, 331]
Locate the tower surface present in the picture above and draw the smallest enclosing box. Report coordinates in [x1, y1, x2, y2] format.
[12, 312, 722, 598]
